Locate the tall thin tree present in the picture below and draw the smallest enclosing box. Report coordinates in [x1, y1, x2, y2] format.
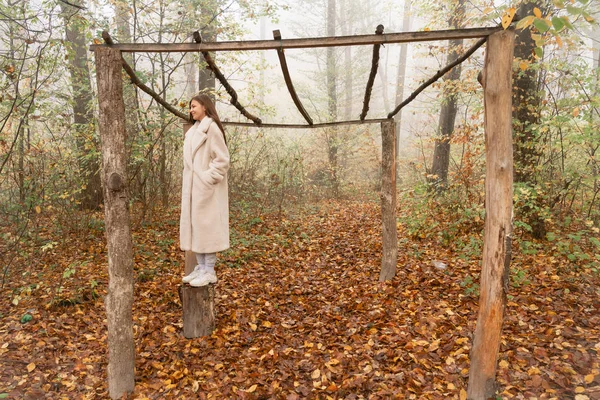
[60, 0, 103, 209]
[326, 0, 339, 195]
[513, 0, 551, 238]
[430, 0, 466, 191]
[394, 0, 412, 155]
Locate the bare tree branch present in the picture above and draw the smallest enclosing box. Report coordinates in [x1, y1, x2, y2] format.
[57, 0, 86, 10]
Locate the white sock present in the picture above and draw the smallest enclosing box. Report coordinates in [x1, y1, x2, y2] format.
[205, 253, 216, 274]
[195, 253, 205, 270]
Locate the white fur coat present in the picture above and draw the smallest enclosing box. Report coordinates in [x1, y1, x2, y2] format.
[179, 117, 230, 253]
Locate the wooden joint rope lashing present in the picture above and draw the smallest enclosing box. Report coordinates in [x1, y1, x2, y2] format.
[102, 31, 189, 121]
[273, 30, 313, 125]
[194, 31, 262, 126]
[359, 24, 384, 121]
[387, 35, 487, 119]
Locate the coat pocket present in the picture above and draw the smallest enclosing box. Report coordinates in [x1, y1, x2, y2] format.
[199, 170, 217, 187]
[194, 175, 215, 205]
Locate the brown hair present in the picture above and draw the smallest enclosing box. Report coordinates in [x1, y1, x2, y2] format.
[189, 94, 227, 144]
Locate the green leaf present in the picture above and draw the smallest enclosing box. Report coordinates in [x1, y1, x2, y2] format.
[534, 47, 544, 58]
[551, 16, 565, 31]
[533, 18, 550, 33]
[561, 16, 574, 30]
[20, 313, 33, 324]
[566, 5, 583, 15]
[0, 393, 9, 399]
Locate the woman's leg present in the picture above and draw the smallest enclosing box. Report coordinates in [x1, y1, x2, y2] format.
[190, 253, 217, 287]
[195, 253, 205, 268]
[204, 253, 216, 274]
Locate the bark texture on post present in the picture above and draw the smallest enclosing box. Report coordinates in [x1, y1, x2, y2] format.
[379, 120, 398, 281]
[94, 46, 135, 399]
[182, 284, 216, 338]
[467, 29, 515, 400]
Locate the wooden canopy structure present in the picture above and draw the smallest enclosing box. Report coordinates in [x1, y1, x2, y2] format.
[92, 26, 499, 128]
[92, 25, 515, 400]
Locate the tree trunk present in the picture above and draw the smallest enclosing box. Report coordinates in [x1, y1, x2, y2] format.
[394, 0, 411, 154]
[327, 0, 339, 196]
[512, 0, 550, 238]
[60, 0, 102, 209]
[430, 0, 465, 191]
[114, 0, 141, 163]
[17, 117, 25, 202]
[593, 23, 600, 69]
[341, 0, 352, 120]
[159, 52, 169, 208]
[198, 0, 218, 96]
[94, 46, 135, 399]
[379, 120, 397, 281]
[467, 29, 515, 399]
[378, 60, 390, 114]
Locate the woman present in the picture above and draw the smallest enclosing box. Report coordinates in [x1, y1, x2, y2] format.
[180, 94, 230, 287]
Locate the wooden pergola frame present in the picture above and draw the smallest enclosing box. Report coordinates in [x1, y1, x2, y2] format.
[92, 26, 515, 400]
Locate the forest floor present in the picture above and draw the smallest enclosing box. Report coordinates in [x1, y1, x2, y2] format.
[1, 199, 599, 399]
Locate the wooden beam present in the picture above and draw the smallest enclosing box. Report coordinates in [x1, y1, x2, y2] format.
[194, 32, 262, 126]
[221, 118, 390, 129]
[360, 25, 384, 121]
[379, 120, 397, 281]
[89, 26, 502, 53]
[273, 30, 313, 125]
[387, 36, 487, 119]
[94, 46, 135, 399]
[102, 30, 114, 45]
[467, 29, 515, 400]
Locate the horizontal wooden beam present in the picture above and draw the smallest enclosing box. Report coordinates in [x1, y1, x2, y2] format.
[221, 118, 390, 129]
[90, 27, 502, 53]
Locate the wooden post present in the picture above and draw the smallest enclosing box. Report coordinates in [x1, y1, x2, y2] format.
[180, 123, 216, 338]
[94, 47, 135, 399]
[467, 29, 515, 399]
[379, 120, 397, 281]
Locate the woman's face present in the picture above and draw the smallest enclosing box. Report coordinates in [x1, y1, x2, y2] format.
[190, 100, 206, 121]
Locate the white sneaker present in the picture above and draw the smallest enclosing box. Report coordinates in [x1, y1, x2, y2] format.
[182, 266, 205, 283]
[189, 270, 217, 287]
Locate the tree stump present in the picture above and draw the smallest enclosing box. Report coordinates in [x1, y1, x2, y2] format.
[181, 250, 215, 338]
[181, 284, 215, 338]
